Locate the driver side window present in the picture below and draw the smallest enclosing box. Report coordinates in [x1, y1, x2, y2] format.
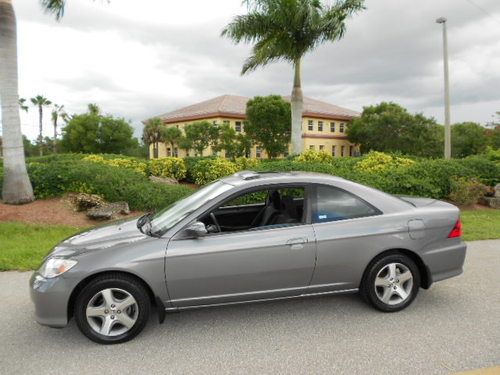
[201, 186, 306, 234]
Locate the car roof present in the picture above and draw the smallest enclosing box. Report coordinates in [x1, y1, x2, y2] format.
[220, 170, 346, 186]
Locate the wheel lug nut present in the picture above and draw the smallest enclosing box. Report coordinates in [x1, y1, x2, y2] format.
[117, 310, 121, 314]
[111, 304, 115, 308]
[110, 315, 115, 320]
[104, 310, 109, 314]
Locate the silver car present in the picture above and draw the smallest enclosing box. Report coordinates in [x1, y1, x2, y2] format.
[30, 171, 466, 344]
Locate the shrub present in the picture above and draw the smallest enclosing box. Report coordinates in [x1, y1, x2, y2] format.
[183, 156, 216, 183]
[448, 177, 488, 206]
[82, 154, 148, 175]
[295, 149, 333, 163]
[24, 159, 192, 211]
[234, 157, 260, 170]
[191, 158, 238, 185]
[150, 157, 187, 180]
[355, 151, 414, 173]
[458, 155, 499, 186]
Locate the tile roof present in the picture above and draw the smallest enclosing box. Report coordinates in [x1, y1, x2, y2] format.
[151, 94, 359, 124]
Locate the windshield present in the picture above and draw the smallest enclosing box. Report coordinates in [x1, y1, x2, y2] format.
[149, 180, 233, 236]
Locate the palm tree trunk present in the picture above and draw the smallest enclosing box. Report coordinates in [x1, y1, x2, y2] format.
[290, 58, 304, 155]
[0, 0, 34, 204]
[38, 105, 43, 156]
[53, 117, 57, 153]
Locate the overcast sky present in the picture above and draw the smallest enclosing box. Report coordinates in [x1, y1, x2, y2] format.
[4, 0, 500, 140]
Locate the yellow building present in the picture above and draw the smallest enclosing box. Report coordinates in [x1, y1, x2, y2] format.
[146, 94, 359, 159]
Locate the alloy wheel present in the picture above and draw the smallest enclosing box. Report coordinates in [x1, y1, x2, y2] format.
[374, 262, 413, 306]
[86, 288, 139, 337]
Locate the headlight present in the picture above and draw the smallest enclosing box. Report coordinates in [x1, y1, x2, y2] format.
[39, 258, 78, 278]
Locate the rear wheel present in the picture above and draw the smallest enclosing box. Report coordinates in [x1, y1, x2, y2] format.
[74, 274, 150, 344]
[361, 253, 420, 312]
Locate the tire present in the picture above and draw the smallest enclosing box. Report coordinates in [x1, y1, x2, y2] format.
[74, 273, 151, 344]
[361, 253, 420, 312]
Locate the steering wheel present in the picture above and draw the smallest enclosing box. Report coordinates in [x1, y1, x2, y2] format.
[209, 212, 221, 233]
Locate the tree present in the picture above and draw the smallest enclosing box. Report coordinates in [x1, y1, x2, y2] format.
[222, 0, 364, 155]
[245, 95, 291, 158]
[215, 124, 238, 158]
[87, 103, 100, 116]
[0, 0, 34, 202]
[184, 121, 218, 156]
[30, 95, 52, 156]
[178, 136, 193, 157]
[236, 133, 253, 158]
[162, 126, 182, 156]
[61, 105, 136, 154]
[142, 118, 164, 159]
[485, 126, 500, 150]
[1, 0, 96, 203]
[347, 102, 444, 157]
[451, 122, 488, 158]
[18, 98, 29, 112]
[51, 104, 65, 153]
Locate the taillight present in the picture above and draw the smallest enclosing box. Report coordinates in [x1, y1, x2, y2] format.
[448, 219, 462, 238]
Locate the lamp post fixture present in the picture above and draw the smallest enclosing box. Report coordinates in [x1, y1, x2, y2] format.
[436, 16, 451, 159]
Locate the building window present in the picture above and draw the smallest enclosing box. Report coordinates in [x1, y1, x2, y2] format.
[174, 148, 178, 157]
[319, 145, 325, 151]
[308, 120, 314, 131]
[332, 145, 336, 157]
[349, 145, 353, 156]
[330, 122, 335, 132]
[309, 145, 315, 150]
[341, 145, 345, 157]
[283, 149, 289, 157]
[223, 120, 230, 126]
[212, 120, 217, 125]
[235, 121, 242, 132]
[256, 147, 262, 158]
[318, 121, 323, 132]
[339, 123, 345, 133]
[166, 147, 172, 157]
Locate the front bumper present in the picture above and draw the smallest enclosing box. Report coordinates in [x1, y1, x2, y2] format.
[29, 272, 78, 328]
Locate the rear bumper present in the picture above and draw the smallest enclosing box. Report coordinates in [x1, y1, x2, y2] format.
[29, 272, 77, 328]
[421, 240, 467, 285]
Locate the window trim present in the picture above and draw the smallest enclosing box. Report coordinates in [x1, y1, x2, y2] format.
[310, 184, 382, 224]
[176, 183, 314, 239]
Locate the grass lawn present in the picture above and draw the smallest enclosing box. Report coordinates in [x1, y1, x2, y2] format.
[0, 222, 80, 271]
[461, 209, 500, 241]
[0, 209, 499, 271]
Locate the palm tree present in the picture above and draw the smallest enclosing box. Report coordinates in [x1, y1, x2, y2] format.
[19, 98, 29, 112]
[87, 103, 100, 116]
[30, 95, 52, 156]
[142, 118, 165, 159]
[51, 104, 65, 153]
[1, 0, 77, 203]
[162, 127, 182, 157]
[222, 0, 364, 154]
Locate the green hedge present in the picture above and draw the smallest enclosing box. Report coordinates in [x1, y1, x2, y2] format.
[0, 158, 192, 211]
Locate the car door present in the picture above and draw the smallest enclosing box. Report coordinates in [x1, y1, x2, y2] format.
[164, 185, 317, 307]
[309, 184, 390, 291]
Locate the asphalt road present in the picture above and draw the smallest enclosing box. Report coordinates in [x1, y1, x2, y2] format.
[0, 240, 499, 375]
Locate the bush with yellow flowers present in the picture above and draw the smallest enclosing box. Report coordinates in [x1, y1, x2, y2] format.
[355, 151, 414, 173]
[191, 158, 238, 185]
[295, 149, 334, 163]
[149, 157, 187, 181]
[82, 154, 148, 175]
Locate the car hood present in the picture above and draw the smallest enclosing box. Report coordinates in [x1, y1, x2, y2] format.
[50, 218, 149, 257]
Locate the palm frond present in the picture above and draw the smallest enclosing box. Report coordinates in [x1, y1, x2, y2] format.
[40, 0, 66, 20]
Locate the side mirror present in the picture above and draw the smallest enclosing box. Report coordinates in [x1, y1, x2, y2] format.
[183, 221, 207, 238]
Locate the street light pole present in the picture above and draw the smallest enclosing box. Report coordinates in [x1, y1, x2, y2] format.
[436, 17, 451, 159]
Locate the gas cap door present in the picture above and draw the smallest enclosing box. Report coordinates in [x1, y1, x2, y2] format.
[408, 219, 426, 240]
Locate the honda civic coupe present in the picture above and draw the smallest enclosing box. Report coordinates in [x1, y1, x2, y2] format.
[30, 171, 466, 344]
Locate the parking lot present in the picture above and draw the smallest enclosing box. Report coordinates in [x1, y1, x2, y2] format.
[0, 240, 498, 375]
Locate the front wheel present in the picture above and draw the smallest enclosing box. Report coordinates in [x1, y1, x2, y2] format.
[74, 274, 151, 344]
[361, 253, 420, 312]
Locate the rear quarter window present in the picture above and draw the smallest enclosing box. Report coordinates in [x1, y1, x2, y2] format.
[314, 185, 380, 223]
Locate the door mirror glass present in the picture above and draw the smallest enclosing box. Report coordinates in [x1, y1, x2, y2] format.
[183, 221, 207, 238]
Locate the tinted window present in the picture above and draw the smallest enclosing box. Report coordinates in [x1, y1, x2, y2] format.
[313, 186, 379, 223]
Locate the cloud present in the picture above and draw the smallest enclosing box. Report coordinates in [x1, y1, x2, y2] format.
[3, 0, 499, 141]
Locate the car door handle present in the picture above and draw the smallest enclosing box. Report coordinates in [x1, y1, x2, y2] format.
[286, 238, 308, 250]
